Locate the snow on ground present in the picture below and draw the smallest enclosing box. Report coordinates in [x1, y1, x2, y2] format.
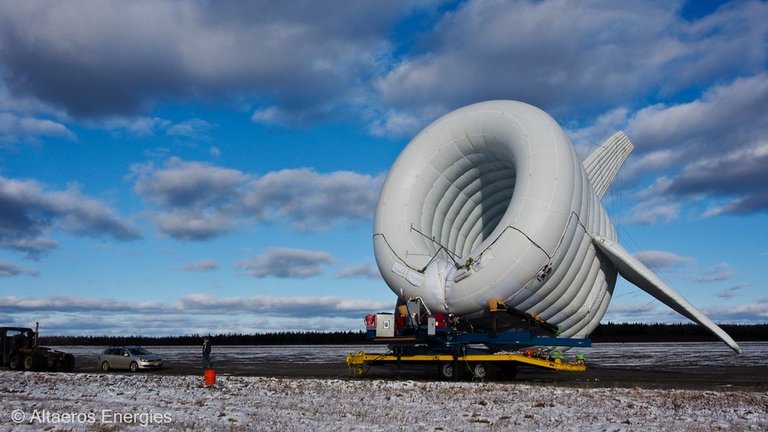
[1, 371, 765, 431]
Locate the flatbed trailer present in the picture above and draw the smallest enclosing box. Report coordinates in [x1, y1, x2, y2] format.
[350, 300, 590, 380]
[347, 350, 586, 380]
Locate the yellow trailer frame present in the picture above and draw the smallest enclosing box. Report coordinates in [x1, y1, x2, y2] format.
[346, 351, 586, 377]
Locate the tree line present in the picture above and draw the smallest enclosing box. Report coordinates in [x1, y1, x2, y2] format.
[589, 322, 768, 343]
[38, 330, 367, 346]
[37, 323, 767, 346]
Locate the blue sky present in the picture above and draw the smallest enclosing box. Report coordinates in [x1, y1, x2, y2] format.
[0, 0, 766, 336]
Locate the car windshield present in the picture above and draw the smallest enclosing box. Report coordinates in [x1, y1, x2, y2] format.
[128, 348, 151, 355]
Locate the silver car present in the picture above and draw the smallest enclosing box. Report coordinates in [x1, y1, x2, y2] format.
[98, 346, 163, 372]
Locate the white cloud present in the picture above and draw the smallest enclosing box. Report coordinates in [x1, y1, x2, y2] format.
[181, 259, 218, 272]
[627, 74, 768, 153]
[235, 247, 335, 279]
[716, 284, 749, 300]
[603, 298, 768, 324]
[132, 158, 246, 209]
[0, 295, 169, 313]
[130, 158, 246, 239]
[166, 118, 214, 138]
[622, 198, 681, 225]
[671, 141, 768, 208]
[0, 260, 39, 277]
[178, 293, 389, 317]
[153, 210, 235, 241]
[571, 76, 764, 220]
[335, 262, 381, 280]
[614, 74, 768, 219]
[0, 176, 140, 258]
[0, 293, 395, 334]
[0, 238, 58, 261]
[633, 250, 695, 271]
[367, 108, 436, 138]
[621, 149, 686, 181]
[251, 107, 283, 125]
[130, 159, 384, 240]
[79, 116, 215, 138]
[0, 0, 764, 149]
[701, 300, 768, 323]
[375, 1, 767, 125]
[0, 112, 75, 143]
[240, 168, 384, 231]
[602, 301, 670, 323]
[696, 262, 734, 283]
[94, 116, 172, 136]
[0, 0, 417, 120]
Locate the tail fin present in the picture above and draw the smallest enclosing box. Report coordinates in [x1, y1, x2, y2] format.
[593, 236, 741, 353]
[583, 132, 634, 199]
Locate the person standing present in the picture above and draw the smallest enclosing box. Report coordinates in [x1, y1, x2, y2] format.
[202, 337, 212, 369]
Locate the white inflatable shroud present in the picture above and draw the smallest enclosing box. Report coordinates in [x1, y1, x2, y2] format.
[373, 100, 740, 353]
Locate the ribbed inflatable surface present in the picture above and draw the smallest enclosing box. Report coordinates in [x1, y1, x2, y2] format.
[373, 100, 740, 353]
[374, 101, 614, 338]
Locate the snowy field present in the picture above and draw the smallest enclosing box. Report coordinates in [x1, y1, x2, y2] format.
[1, 371, 766, 431]
[3, 343, 766, 430]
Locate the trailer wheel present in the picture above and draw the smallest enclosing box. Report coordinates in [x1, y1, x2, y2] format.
[499, 363, 518, 380]
[438, 362, 455, 380]
[60, 354, 75, 372]
[471, 362, 491, 380]
[9, 353, 22, 370]
[23, 353, 41, 371]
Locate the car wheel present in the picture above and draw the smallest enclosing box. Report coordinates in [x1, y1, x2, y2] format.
[101, 361, 111, 372]
[130, 361, 139, 372]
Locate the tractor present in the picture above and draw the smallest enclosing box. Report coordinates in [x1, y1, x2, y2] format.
[0, 326, 75, 372]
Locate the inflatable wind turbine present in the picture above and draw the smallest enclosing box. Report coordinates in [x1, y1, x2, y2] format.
[373, 100, 740, 353]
